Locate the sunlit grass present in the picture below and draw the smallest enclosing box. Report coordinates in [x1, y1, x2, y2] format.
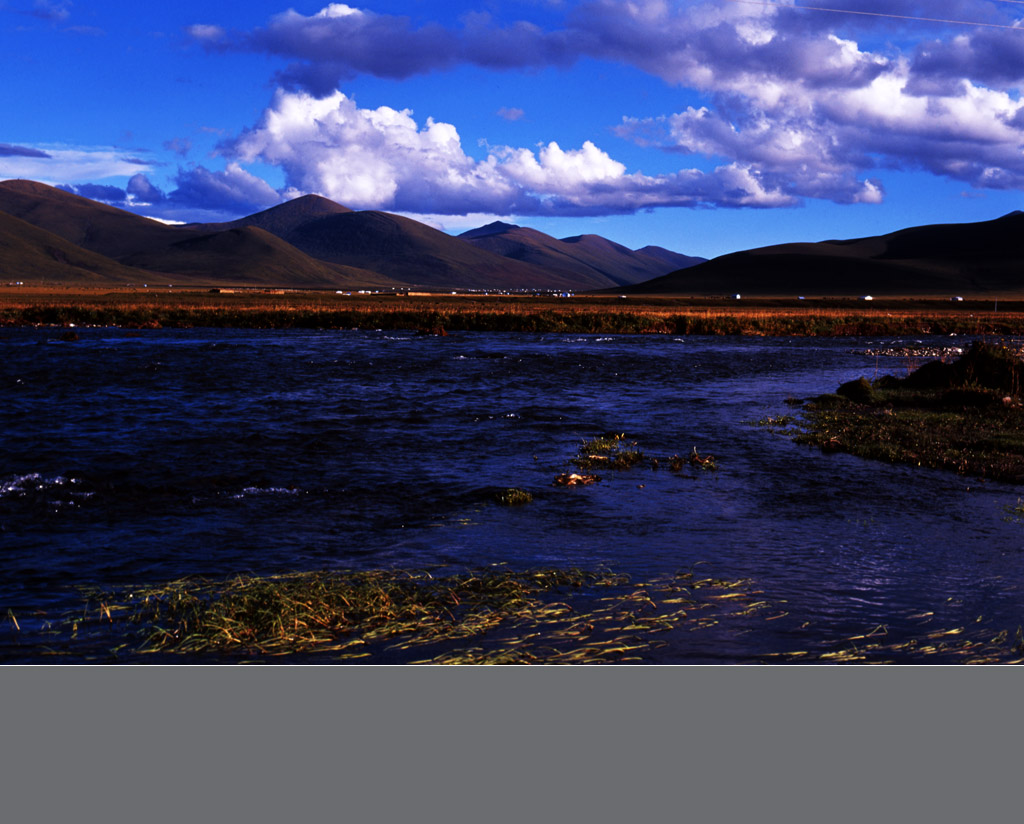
[22, 566, 779, 664]
[7, 289, 1024, 335]
[572, 433, 645, 470]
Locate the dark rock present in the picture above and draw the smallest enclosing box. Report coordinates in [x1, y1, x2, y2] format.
[903, 358, 954, 389]
[837, 377, 876, 403]
[939, 388, 1002, 409]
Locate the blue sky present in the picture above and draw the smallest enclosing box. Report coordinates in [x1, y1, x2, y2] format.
[4, 1, 1024, 258]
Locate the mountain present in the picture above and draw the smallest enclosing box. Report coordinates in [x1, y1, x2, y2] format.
[0, 179, 707, 292]
[0, 180, 394, 289]
[120, 225, 398, 289]
[228, 208, 592, 291]
[459, 221, 705, 287]
[204, 194, 353, 237]
[0, 178, 193, 259]
[629, 212, 1024, 296]
[0, 209, 161, 284]
[635, 245, 706, 271]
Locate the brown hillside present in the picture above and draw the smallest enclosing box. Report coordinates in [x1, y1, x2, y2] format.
[0, 210, 164, 284]
[121, 225, 399, 289]
[630, 212, 1024, 296]
[281, 210, 590, 291]
[196, 194, 353, 237]
[0, 178, 199, 258]
[460, 222, 704, 288]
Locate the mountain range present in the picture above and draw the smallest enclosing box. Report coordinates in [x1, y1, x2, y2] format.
[631, 211, 1024, 296]
[6, 178, 1024, 296]
[0, 179, 703, 291]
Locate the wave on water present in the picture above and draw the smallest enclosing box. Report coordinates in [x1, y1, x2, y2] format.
[0, 474, 95, 510]
[230, 487, 303, 500]
[2, 473, 75, 498]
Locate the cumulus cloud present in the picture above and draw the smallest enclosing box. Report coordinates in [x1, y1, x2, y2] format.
[497, 107, 525, 121]
[224, 88, 795, 215]
[169, 163, 281, 213]
[588, 0, 1024, 197]
[182, 1, 1024, 205]
[126, 173, 166, 204]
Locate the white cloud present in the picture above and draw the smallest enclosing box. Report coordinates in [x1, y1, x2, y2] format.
[314, 4, 363, 20]
[186, 24, 225, 42]
[0, 145, 151, 183]
[186, 0, 1024, 203]
[224, 89, 798, 215]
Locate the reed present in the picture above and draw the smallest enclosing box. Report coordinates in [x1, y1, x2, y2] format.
[6, 289, 1024, 336]
[34, 565, 777, 663]
[20, 562, 1024, 663]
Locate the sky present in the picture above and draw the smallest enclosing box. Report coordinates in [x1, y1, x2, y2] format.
[4, 1, 1024, 259]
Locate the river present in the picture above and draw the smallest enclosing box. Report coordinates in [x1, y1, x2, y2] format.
[2, 326, 1022, 663]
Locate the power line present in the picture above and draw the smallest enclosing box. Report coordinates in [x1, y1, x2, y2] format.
[720, 0, 1024, 31]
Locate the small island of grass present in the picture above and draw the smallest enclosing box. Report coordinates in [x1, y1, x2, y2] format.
[794, 341, 1024, 482]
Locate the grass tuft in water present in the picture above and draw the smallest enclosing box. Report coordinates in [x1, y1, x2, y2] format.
[495, 488, 534, 506]
[572, 433, 645, 470]
[29, 565, 782, 663]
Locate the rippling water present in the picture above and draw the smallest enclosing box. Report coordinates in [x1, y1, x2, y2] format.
[2, 326, 1023, 662]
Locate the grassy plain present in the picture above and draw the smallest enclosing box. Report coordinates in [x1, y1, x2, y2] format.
[6, 286, 1024, 335]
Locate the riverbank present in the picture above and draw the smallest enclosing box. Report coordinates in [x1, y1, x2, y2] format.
[792, 341, 1024, 482]
[5, 287, 1024, 335]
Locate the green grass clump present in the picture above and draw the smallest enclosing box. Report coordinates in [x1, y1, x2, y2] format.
[573, 433, 645, 470]
[793, 342, 1024, 481]
[495, 488, 533, 506]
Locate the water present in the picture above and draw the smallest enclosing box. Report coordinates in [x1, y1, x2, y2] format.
[2, 326, 1023, 663]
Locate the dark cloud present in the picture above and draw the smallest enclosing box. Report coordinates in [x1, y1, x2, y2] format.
[248, 6, 457, 89]
[28, 0, 71, 22]
[169, 163, 280, 213]
[51, 166, 283, 224]
[190, 4, 575, 94]
[911, 29, 1024, 89]
[126, 173, 166, 203]
[184, 0, 1024, 97]
[163, 138, 192, 158]
[0, 143, 52, 158]
[58, 182, 127, 203]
